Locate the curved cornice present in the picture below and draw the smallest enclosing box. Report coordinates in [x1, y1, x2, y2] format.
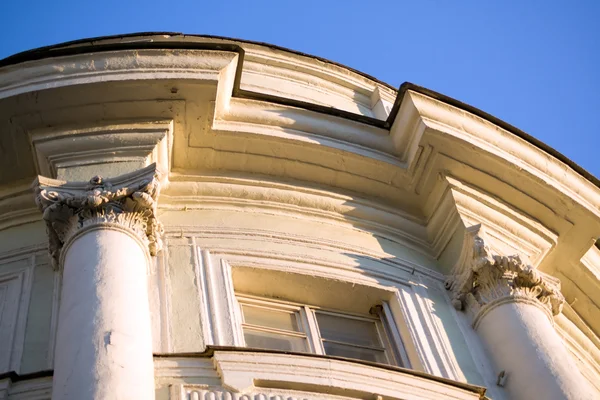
[0, 32, 597, 190]
[1, 34, 599, 340]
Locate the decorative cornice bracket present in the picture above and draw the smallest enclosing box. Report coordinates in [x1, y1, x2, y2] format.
[33, 163, 163, 269]
[445, 225, 564, 320]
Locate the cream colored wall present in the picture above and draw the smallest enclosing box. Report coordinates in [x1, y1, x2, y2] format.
[150, 204, 501, 396]
[0, 222, 58, 376]
[0, 35, 599, 399]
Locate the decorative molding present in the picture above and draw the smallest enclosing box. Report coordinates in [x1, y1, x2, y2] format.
[161, 175, 430, 259]
[409, 282, 466, 382]
[29, 119, 173, 180]
[555, 315, 600, 393]
[400, 89, 600, 220]
[427, 174, 558, 265]
[0, 185, 39, 232]
[445, 225, 564, 322]
[163, 225, 442, 283]
[581, 244, 600, 281]
[46, 269, 61, 370]
[192, 242, 245, 347]
[0, 246, 47, 265]
[154, 357, 218, 382]
[0, 49, 236, 101]
[211, 351, 484, 400]
[176, 387, 355, 400]
[0, 375, 52, 400]
[371, 86, 393, 120]
[33, 163, 163, 269]
[157, 351, 485, 399]
[183, 241, 479, 385]
[151, 243, 173, 353]
[0, 258, 34, 374]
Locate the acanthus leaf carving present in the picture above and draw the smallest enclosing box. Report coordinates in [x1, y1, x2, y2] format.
[33, 163, 164, 269]
[445, 225, 564, 319]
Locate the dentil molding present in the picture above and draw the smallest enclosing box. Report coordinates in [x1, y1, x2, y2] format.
[33, 163, 163, 269]
[445, 225, 564, 323]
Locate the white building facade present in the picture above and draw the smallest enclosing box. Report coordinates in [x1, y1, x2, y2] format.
[0, 33, 599, 400]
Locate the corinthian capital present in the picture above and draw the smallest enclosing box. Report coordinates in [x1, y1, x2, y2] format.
[445, 225, 564, 319]
[33, 164, 163, 269]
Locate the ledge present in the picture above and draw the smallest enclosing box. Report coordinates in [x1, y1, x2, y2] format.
[0, 32, 597, 190]
[155, 346, 487, 400]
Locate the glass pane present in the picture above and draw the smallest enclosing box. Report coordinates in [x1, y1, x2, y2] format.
[242, 304, 300, 332]
[244, 328, 308, 352]
[323, 341, 387, 363]
[316, 312, 381, 347]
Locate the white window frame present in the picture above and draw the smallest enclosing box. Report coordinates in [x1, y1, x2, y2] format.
[237, 294, 409, 367]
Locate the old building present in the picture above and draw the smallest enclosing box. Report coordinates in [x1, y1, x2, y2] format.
[0, 33, 599, 400]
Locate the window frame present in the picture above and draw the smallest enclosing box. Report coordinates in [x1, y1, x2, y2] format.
[237, 294, 407, 367]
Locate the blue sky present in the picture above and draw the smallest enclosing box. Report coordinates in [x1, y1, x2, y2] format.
[1, 1, 598, 178]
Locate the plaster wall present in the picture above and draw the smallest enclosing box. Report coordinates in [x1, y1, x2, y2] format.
[0, 35, 598, 399]
[0, 188, 591, 400]
[150, 205, 502, 397]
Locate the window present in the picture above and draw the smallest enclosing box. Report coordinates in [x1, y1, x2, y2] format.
[237, 294, 401, 366]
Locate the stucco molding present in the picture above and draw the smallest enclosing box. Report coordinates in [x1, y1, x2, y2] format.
[33, 163, 163, 269]
[163, 225, 441, 283]
[427, 175, 558, 265]
[400, 90, 600, 219]
[29, 119, 173, 180]
[172, 386, 355, 400]
[445, 225, 564, 321]
[0, 259, 34, 375]
[155, 352, 485, 400]
[182, 240, 479, 381]
[0, 49, 237, 101]
[0, 185, 39, 232]
[161, 174, 431, 260]
[556, 314, 600, 393]
[210, 351, 484, 400]
[192, 243, 245, 348]
[0, 375, 52, 400]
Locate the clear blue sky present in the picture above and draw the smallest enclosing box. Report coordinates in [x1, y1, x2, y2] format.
[1, 1, 598, 178]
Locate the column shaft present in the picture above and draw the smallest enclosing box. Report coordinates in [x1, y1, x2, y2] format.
[476, 300, 595, 400]
[52, 226, 155, 399]
[446, 227, 598, 399]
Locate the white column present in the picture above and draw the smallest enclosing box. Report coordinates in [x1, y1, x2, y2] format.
[35, 165, 163, 400]
[475, 299, 593, 400]
[446, 228, 596, 400]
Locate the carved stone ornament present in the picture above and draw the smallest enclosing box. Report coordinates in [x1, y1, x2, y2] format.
[33, 163, 164, 269]
[445, 225, 564, 318]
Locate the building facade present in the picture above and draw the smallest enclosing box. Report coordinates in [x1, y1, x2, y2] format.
[0, 33, 599, 400]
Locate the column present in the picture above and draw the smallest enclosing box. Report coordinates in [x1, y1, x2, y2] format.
[34, 164, 163, 400]
[446, 227, 596, 400]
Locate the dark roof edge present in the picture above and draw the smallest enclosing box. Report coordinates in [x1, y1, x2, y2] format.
[394, 83, 600, 189]
[0, 32, 597, 190]
[0, 32, 396, 91]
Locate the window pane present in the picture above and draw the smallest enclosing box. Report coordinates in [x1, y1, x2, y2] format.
[316, 313, 381, 347]
[244, 329, 307, 352]
[323, 341, 387, 363]
[242, 304, 300, 332]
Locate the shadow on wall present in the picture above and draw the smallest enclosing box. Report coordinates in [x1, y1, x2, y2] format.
[340, 245, 489, 389]
[233, 102, 491, 387]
